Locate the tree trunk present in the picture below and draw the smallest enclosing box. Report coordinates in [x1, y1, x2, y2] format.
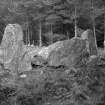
[39, 21, 42, 47]
[67, 31, 69, 39]
[74, 5, 78, 37]
[27, 22, 30, 45]
[30, 27, 32, 45]
[26, 21, 29, 45]
[25, 30, 27, 45]
[104, 5, 105, 48]
[91, 0, 98, 50]
[50, 23, 53, 44]
[33, 40, 35, 45]
[26, 25, 28, 45]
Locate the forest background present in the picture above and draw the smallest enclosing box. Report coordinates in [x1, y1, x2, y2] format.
[0, 0, 104, 47]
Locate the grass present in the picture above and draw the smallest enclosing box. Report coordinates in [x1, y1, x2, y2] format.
[0, 54, 105, 105]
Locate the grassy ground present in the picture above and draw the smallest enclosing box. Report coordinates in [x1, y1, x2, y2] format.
[0, 55, 105, 105]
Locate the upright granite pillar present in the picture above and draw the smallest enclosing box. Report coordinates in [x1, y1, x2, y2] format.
[81, 29, 98, 56]
[0, 24, 24, 72]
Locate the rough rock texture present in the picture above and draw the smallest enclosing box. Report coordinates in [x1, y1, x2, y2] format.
[81, 29, 98, 55]
[0, 24, 24, 72]
[19, 47, 34, 72]
[48, 38, 88, 67]
[29, 41, 63, 60]
[28, 30, 98, 68]
[29, 41, 64, 69]
[29, 31, 98, 70]
[31, 38, 88, 68]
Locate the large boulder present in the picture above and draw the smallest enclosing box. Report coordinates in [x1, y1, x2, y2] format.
[25, 30, 98, 70]
[29, 41, 64, 69]
[31, 38, 88, 68]
[47, 37, 88, 67]
[28, 41, 63, 60]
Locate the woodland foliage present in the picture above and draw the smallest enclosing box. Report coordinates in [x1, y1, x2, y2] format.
[0, 0, 104, 46]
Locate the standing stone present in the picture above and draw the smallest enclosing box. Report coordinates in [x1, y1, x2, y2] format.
[81, 29, 98, 55]
[0, 24, 24, 72]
